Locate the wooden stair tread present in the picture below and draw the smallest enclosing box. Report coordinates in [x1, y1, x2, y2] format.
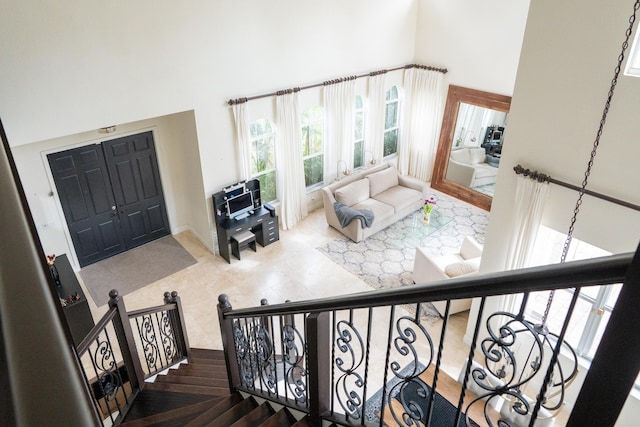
[168, 365, 227, 376]
[189, 357, 226, 367]
[122, 390, 215, 422]
[183, 392, 244, 427]
[229, 401, 275, 427]
[261, 407, 298, 427]
[144, 381, 231, 396]
[121, 397, 221, 427]
[190, 348, 225, 358]
[154, 374, 229, 388]
[291, 416, 312, 427]
[203, 396, 258, 426]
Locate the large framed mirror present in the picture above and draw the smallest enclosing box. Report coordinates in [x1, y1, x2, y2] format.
[432, 85, 512, 211]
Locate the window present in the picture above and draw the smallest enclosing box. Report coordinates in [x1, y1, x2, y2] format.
[383, 86, 400, 157]
[249, 119, 277, 203]
[301, 106, 324, 188]
[353, 96, 365, 169]
[526, 226, 619, 360]
[625, 21, 640, 77]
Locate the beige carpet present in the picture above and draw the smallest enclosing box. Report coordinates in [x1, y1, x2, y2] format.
[80, 236, 197, 306]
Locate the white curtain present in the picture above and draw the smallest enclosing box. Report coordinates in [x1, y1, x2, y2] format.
[398, 68, 445, 180]
[275, 91, 308, 230]
[501, 175, 550, 311]
[232, 102, 252, 181]
[365, 73, 387, 166]
[323, 79, 356, 182]
[505, 175, 550, 269]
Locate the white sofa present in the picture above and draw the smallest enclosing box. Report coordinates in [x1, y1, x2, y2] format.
[446, 146, 498, 188]
[322, 163, 425, 243]
[412, 236, 483, 316]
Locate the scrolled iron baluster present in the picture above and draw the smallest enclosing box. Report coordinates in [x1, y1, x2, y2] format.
[159, 309, 178, 364]
[282, 322, 307, 404]
[254, 321, 277, 394]
[334, 319, 365, 419]
[463, 311, 577, 426]
[233, 319, 255, 389]
[91, 335, 124, 415]
[387, 315, 434, 427]
[137, 313, 160, 373]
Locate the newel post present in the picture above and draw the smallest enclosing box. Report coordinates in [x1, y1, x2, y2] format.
[307, 311, 330, 427]
[108, 289, 145, 390]
[217, 294, 241, 392]
[164, 291, 192, 361]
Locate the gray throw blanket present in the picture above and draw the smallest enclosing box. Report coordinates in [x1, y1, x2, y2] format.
[334, 202, 375, 229]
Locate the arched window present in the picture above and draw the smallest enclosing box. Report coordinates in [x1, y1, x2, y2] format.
[249, 118, 277, 203]
[301, 106, 324, 187]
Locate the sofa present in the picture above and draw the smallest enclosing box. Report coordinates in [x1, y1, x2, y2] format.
[446, 146, 498, 188]
[412, 236, 483, 315]
[322, 163, 425, 243]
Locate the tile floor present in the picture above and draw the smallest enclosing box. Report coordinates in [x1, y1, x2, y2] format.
[76, 186, 486, 383]
[74, 188, 576, 425]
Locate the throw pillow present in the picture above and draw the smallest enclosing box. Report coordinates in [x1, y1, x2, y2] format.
[444, 259, 480, 278]
[334, 179, 370, 207]
[368, 166, 399, 197]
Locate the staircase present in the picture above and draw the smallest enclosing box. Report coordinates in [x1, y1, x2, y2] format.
[120, 349, 318, 427]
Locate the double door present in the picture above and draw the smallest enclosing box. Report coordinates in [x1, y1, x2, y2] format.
[48, 131, 170, 267]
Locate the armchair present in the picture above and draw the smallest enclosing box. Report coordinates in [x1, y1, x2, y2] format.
[412, 236, 483, 316]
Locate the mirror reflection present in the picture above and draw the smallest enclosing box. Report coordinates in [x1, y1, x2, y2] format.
[431, 85, 511, 211]
[446, 103, 508, 197]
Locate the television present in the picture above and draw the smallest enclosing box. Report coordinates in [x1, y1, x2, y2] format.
[226, 191, 254, 220]
[491, 130, 503, 143]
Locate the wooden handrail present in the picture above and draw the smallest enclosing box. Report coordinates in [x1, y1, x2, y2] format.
[76, 307, 118, 355]
[127, 303, 178, 318]
[221, 252, 633, 318]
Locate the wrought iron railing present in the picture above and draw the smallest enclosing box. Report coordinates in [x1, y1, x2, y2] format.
[76, 290, 189, 425]
[217, 249, 640, 427]
[127, 291, 191, 378]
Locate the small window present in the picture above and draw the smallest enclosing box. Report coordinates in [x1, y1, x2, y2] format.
[384, 86, 400, 157]
[353, 96, 365, 169]
[249, 119, 277, 203]
[625, 23, 640, 77]
[301, 106, 324, 188]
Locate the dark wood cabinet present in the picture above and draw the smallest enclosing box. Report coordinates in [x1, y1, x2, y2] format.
[54, 254, 95, 346]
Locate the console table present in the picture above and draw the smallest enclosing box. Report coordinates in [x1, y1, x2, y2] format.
[212, 179, 279, 263]
[54, 254, 95, 346]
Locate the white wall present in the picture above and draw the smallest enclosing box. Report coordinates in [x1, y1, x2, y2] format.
[0, 0, 419, 259]
[415, 0, 530, 96]
[0, 1, 417, 147]
[483, 0, 640, 269]
[10, 111, 209, 268]
[475, 1, 640, 425]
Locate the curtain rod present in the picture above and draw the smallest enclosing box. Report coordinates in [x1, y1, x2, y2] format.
[513, 164, 640, 212]
[227, 63, 448, 106]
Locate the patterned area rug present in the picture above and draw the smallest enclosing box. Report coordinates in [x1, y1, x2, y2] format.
[318, 209, 453, 290]
[317, 191, 489, 318]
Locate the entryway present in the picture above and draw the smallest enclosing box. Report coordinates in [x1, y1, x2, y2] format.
[48, 131, 170, 267]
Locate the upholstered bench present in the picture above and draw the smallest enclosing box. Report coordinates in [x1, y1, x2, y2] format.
[230, 230, 256, 260]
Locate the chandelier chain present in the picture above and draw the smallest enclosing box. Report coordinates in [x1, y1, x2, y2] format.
[542, 0, 640, 325]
